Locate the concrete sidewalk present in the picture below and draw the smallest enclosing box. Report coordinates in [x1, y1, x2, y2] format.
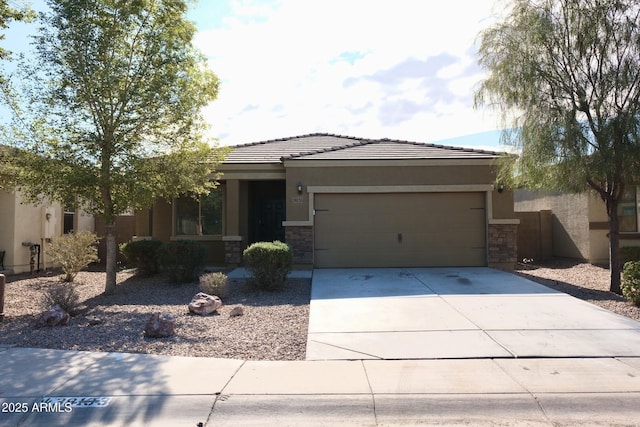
[1, 346, 640, 426]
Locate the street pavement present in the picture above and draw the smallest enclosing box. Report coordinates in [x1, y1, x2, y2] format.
[2, 268, 640, 425]
[1, 346, 640, 426]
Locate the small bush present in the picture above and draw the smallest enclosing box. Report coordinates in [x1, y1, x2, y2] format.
[622, 261, 640, 306]
[243, 241, 292, 291]
[46, 231, 99, 282]
[158, 240, 206, 283]
[120, 239, 163, 275]
[199, 272, 229, 298]
[42, 283, 82, 315]
[621, 246, 640, 267]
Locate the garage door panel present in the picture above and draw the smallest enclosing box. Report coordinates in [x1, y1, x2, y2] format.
[314, 192, 486, 268]
[317, 214, 401, 232]
[316, 232, 404, 252]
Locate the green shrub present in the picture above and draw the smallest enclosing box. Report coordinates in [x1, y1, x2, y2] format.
[46, 231, 99, 282]
[158, 240, 206, 283]
[42, 283, 82, 315]
[622, 261, 640, 306]
[621, 246, 640, 267]
[120, 239, 163, 275]
[243, 241, 292, 291]
[199, 272, 229, 298]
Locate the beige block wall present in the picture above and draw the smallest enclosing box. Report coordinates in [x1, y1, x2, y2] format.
[515, 189, 590, 260]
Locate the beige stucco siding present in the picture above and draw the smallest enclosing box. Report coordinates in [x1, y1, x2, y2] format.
[152, 199, 173, 242]
[286, 163, 497, 222]
[491, 189, 516, 219]
[0, 190, 95, 273]
[0, 191, 16, 270]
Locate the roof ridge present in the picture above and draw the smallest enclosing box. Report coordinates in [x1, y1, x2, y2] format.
[230, 132, 367, 148]
[283, 138, 376, 160]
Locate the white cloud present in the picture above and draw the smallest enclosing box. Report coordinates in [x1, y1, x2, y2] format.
[194, 0, 503, 147]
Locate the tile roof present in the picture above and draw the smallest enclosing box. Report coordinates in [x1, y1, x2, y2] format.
[223, 133, 501, 164]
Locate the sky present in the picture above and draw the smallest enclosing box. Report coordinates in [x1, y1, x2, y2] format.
[2, 0, 507, 150]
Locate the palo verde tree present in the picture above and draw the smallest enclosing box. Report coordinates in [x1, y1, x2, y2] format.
[475, 0, 640, 294]
[4, 0, 224, 293]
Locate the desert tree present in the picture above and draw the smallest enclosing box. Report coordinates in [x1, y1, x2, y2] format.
[475, 0, 640, 293]
[0, 0, 34, 60]
[3, 0, 225, 293]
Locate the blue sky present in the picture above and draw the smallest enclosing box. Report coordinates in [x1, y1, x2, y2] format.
[3, 0, 506, 149]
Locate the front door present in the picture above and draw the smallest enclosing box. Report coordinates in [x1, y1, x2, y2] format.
[254, 199, 285, 242]
[248, 181, 286, 244]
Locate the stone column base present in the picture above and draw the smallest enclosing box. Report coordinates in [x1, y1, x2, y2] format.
[488, 223, 518, 270]
[285, 226, 313, 265]
[223, 236, 243, 266]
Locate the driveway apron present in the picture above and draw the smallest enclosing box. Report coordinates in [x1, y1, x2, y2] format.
[305, 268, 640, 360]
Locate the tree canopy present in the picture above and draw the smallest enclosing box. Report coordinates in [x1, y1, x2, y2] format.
[0, 0, 34, 60]
[3, 0, 225, 293]
[475, 0, 640, 293]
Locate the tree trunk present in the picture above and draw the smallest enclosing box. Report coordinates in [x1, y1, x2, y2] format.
[607, 198, 622, 294]
[104, 222, 117, 294]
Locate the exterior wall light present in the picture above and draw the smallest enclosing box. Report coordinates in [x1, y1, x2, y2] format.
[296, 182, 303, 195]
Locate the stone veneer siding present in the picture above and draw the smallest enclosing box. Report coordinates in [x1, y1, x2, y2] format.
[488, 223, 518, 269]
[224, 240, 243, 265]
[285, 226, 313, 265]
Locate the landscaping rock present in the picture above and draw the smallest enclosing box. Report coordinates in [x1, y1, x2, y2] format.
[144, 312, 176, 338]
[229, 306, 244, 318]
[35, 305, 70, 327]
[86, 316, 104, 326]
[188, 292, 222, 315]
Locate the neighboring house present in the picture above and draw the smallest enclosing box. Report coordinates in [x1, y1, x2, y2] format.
[134, 133, 520, 269]
[515, 188, 640, 264]
[0, 189, 94, 274]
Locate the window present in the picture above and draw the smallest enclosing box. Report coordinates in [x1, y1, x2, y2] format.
[63, 204, 75, 234]
[175, 189, 223, 236]
[618, 187, 638, 232]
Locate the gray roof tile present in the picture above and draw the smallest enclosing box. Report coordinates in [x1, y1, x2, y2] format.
[223, 133, 501, 164]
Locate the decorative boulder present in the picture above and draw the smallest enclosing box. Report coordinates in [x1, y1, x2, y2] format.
[144, 312, 176, 338]
[35, 304, 70, 327]
[229, 306, 244, 318]
[188, 292, 222, 316]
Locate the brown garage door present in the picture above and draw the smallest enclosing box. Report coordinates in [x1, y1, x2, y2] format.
[314, 192, 486, 268]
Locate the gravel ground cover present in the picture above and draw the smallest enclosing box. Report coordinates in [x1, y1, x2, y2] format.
[2, 259, 639, 361]
[515, 258, 640, 322]
[0, 269, 311, 360]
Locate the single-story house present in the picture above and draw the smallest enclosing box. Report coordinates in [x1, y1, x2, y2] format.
[0, 189, 94, 274]
[134, 133, 520, 269]
[515, 188, 640, 264]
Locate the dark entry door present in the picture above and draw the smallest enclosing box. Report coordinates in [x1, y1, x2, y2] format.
[254, 199, 285, 242]
[249, 181, 286, 244]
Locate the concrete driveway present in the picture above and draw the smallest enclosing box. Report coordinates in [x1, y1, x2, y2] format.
[306, 268, 640, 360]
